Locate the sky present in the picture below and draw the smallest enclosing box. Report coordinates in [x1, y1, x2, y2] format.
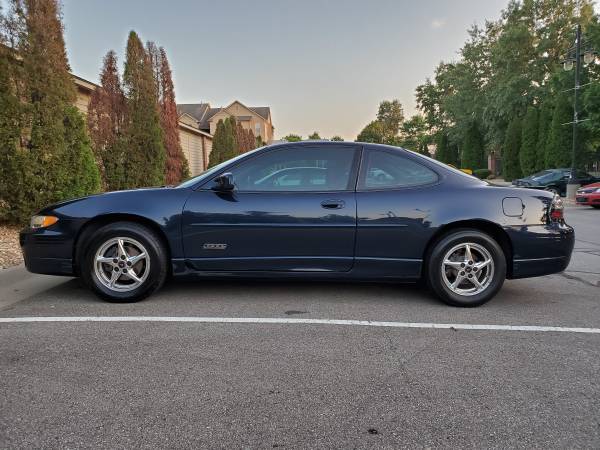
[57, 0, 509, 140]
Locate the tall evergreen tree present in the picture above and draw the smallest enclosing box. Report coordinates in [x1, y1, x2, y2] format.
[535, 101, 553, 172]
[546, 94, 572, 168]
[87, 50, 127, 190]
[157, 47, 188, 184]
[0, 5, 29, 223]
[461, 120, 485, 169]
[1, 0, 99, 223]
[503, 117, 522, 181]
[520, 106, 538, 176]
[208, 119, 228, 168]
[122, 30, 165, 188]
[434, 132, 458, 166]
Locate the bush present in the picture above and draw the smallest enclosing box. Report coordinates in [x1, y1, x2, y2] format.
[473, 169, 491, 179]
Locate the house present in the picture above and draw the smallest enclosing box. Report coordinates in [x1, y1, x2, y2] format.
[177, 100, 275, 145]
[72, 74, 213, 176]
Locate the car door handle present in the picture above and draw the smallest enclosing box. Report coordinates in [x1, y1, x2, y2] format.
[321, 200, 345, 209]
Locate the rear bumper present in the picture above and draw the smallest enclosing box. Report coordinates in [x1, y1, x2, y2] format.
[505, 223, 574, 279]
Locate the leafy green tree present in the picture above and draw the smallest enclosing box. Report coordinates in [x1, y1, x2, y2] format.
[400, 115, 431, 155]
[503, 117, 522, 181]
[282, 134, 302, 142]
[122, 30, 165, 188]
[535, 101, 553, 171]
[546, 93, 573, 168]
[307, 131, 321, 140]
[520, 106, 538, 176]
[377, 100, 404, 142]
[356, 120, 383, 143]
[461, 121, 485, 169]
[330, 136, 344, 141]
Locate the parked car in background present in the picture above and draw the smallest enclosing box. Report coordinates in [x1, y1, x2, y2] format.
[20, 142, 574, 307]
[576, 182, 600, 208]
[512, 169, 600, 196]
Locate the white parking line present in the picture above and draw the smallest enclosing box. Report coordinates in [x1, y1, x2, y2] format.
[0, 316, 599, 334]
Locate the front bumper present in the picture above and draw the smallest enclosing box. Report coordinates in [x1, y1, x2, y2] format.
[575, 194, 600, 206]
[20, 226, 75, 276]
[505, 223, 575, 279]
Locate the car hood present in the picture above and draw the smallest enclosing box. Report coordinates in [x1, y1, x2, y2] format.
[39, 186, 175, 214]
[580, 181, 600, 189]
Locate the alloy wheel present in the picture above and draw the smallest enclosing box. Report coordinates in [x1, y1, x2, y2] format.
[441, 242, 494, 296]
[94, 237, 150, 292]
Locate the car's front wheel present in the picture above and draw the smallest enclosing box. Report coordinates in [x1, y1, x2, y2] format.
[427, 229, 506, 307]
[80, 222, 168, 302]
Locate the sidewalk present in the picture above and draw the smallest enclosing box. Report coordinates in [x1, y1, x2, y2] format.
[0, 264, 73, 310]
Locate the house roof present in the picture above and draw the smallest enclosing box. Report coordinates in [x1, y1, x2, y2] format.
[177, 101, 272, 131]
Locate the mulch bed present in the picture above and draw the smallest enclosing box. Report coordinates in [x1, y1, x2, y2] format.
[0, 225, 23, 269]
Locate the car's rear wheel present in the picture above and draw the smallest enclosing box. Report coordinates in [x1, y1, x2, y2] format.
[427, 229, 506, 307]
[546, 186, 560, 196]
[80, 222, 168, 302]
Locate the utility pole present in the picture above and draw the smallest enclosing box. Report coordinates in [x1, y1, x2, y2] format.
[567, 24, 582, 200]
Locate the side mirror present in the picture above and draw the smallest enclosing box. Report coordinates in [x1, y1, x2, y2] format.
[212, 172, 235, 191]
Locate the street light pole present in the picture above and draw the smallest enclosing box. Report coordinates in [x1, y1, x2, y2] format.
[567, 24, 582, 200]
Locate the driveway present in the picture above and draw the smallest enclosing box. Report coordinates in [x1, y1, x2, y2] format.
[1, 206, 599, 448]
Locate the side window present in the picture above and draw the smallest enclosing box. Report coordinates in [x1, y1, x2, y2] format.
[227, 146, 357, 192]
[360, 149, 438, 190]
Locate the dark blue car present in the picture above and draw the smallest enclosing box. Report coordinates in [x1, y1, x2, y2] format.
[20, 142, 574, 307]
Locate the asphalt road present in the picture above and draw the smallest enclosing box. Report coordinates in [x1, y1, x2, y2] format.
[1, 206, 599, 449]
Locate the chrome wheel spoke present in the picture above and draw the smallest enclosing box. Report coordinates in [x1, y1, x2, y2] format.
[128, 252, 146, 265]
[117, 239, 129, 259]
[96, 256, 114, 264]
[464, 244, 473, 262]
[124, 268, 142, 283]
[474, 259, 491, 270]
[451, 274, 465, 290]
[443, 259, 464, 270]
[109, 270, 120, 287]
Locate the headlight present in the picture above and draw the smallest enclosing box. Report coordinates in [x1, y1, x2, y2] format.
[595, 188, 600, 193]
[30, 215, 59, 229]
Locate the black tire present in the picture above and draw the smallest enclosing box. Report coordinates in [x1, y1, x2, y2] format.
[546, 186, 560, 196]
[426, 229, 506, 307]
[592, 205, 600, 209]
[80, 222, 168, 302]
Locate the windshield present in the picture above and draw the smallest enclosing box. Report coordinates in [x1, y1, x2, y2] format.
[177, 146, 266, 188]
[530, 170, 554, 181]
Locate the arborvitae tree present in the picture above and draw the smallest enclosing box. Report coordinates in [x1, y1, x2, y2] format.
[546, 94, 573, 168]
[520, 106, 538, 176]
[308, 131, 321, 140]
[536, 101, 553, 172]
[0, 10, 29, 223]
[461, 120, 485, 169]
[224, 116, 238, 160]
[503, 117, 523, 181]
[87, 50, 127, 190]
[434, 132, 455, 165]
[208, 119, 227, 168]
[158, 47, 188, 183]
[255, 135, 264, 148]
[122, 30, 165, 188]
[1, 0, 99, 223]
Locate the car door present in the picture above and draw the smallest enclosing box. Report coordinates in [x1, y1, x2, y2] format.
[182, 144, 360, 272]
[354, 146, 441, 278]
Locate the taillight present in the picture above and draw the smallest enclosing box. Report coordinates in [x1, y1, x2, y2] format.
[549, 195, 564, 222]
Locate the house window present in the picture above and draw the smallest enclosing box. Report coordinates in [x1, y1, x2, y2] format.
[255, 123, 261, 136]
